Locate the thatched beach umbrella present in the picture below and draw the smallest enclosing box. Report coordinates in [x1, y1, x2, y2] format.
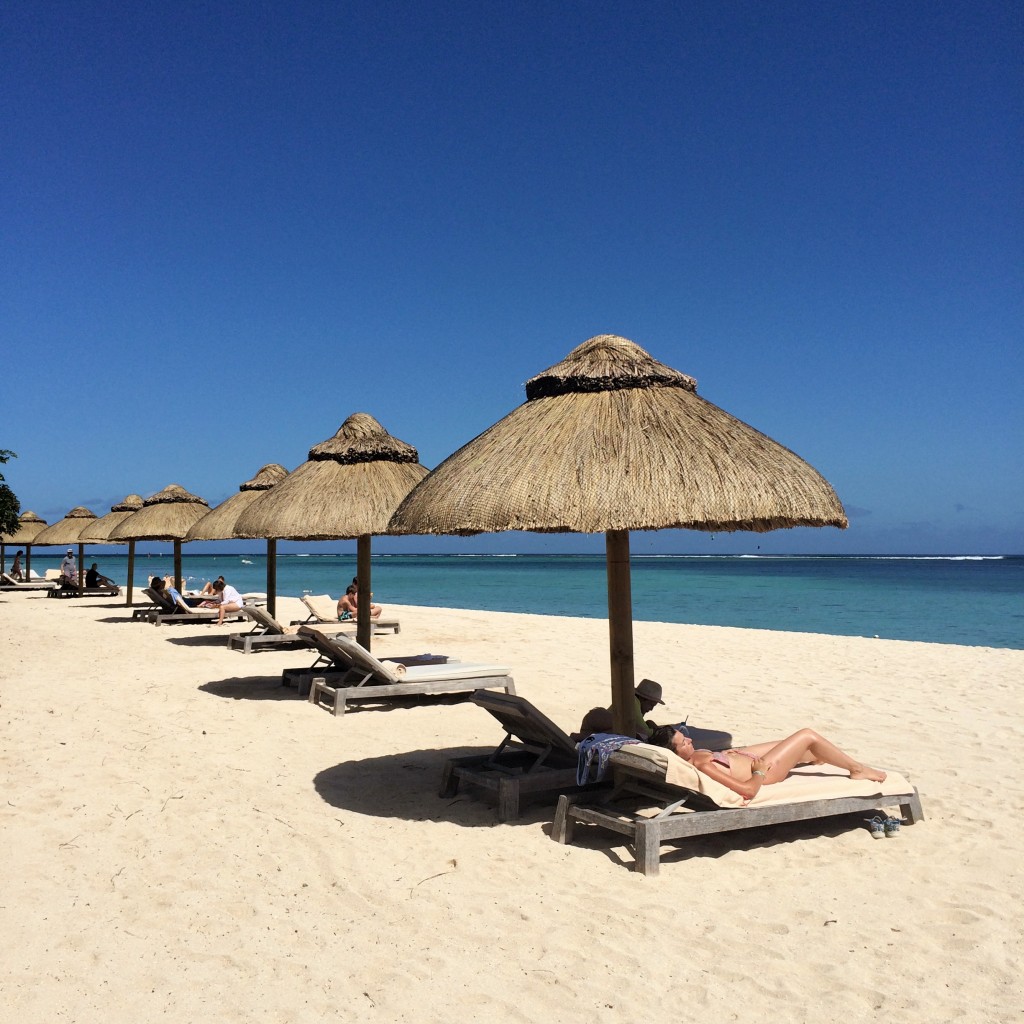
[80, 495, 144, 604]
[389, 334, 848, 734]
[234, 414, 428, 650]
[33, 506, 101, 590]
[109, 485, 210, 593]
[0, 510, 48, 579]
[186, 464, 288, 617]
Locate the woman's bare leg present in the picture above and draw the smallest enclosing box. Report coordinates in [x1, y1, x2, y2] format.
[741, 729, 886, 783]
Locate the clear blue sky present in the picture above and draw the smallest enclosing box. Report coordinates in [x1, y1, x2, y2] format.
[2, 1, 1020, 556]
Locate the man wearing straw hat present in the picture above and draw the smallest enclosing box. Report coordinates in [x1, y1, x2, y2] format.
[572, 678, 668, 742]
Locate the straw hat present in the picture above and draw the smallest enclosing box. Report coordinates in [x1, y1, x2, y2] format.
[635, 679, 665, 705]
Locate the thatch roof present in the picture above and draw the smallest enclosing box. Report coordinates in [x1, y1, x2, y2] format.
[186, 464, 288, 541]
[234, 414, 427, 540]
[79, 494, 145, 542]
[0, 510, 48, 545]
[390, 334, 848, 536]
[32, 507, 101, 546]
[109, 484, 210, 541]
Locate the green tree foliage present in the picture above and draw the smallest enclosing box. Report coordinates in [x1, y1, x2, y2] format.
[0, 449, 21, 536]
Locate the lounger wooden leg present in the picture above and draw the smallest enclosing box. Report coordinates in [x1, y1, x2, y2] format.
[439, 763, 460, 798]
[551, 795, 575, 844]
[901, 789, 924, 825]
[496, 778, 519, 822]
[333, 692, 347, 716]
[634, 820, 661, 877]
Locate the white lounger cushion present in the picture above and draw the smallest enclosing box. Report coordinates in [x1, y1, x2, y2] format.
[622, 743, 913, 810]
[382, 662, 511, 683]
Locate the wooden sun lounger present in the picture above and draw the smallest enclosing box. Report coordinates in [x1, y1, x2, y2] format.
[439, 696, 735, 822]
[1, 572, 56, 590]
[439, 691, 598, 822]
[47, 584, 122, 599]
[290, 593, 401, 634]
[227, 606, 355, 654]
[551, 748, 924, 876]
[282, 625, 442, 697]
[303, 627, 515, 717]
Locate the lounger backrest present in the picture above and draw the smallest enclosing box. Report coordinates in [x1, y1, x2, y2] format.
[143, 587, 174, 611]
[244, 604, 285, 634]
[1, 573, 16, 586]
[322, 632, 399, 683]
[44, 569, 62, 581]
[471, 691, 578, 756]
[302, 594, 337, 622]
[297, 625, 350, 665]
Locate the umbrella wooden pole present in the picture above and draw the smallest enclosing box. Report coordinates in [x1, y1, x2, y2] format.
[174, 542, 182, 592]
[78, 542, 85, 592]
[26, 546, 32, 578]
[126, 541, 136, 605]
[606, 529, 636, 736]
[267, 539, 277, 619]
[356, 534, 372, 651]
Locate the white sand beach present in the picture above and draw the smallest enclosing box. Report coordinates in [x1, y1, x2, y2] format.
[1, 591, 1021, 1023]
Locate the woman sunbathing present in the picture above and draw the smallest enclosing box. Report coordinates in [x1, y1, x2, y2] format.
[648, 725, 886, 802]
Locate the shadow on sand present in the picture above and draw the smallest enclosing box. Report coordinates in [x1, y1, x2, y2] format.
[313, 744, 874, 868]
[200, 675, 302, 702]
[313, 744, 550, 829]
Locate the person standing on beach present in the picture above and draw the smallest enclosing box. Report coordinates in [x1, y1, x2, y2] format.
[59, 548, 78, 587]
[10, 550, 23, 580]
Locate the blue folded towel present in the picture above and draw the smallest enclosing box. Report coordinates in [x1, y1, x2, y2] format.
[577, 733, 640, 786]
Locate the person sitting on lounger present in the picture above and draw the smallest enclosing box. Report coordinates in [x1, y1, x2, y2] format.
[211, 578, 245, 624]
[86, 563, 117, 590]
[571, 678, 667, 742]
[10, 551, 24, 581]
[337, 583, 382, 621]
[648, 725, 887, 801]
[150, 577, 182, 612]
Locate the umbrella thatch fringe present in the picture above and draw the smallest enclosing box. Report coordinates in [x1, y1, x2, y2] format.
[526, 334, 696, 400]
[308, 413, 420, 465]
[112, 495, 144, 512]
[235, 460, 428, 540]
[142, 484, 208, 506]
[240, 464, 288, 491]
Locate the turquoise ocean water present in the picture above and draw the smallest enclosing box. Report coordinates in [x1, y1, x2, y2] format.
[21, 551, 1023, 650]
